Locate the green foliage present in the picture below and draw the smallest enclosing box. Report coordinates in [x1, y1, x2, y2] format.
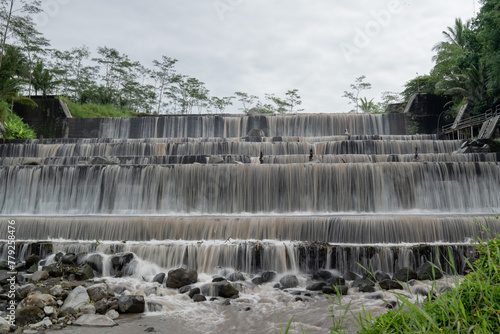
[342, 75, 372, 113]
[2, 109, 36, 139]
[401, 75, 440, 102]
[63, 98, 137, 118]
[359, 97, 379, 113]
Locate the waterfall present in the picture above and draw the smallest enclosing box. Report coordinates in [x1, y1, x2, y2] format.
[1, 113, 499, 277]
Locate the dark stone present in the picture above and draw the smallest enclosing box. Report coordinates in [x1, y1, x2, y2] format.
[110, 253, 135, 276]
[61, 253, 78, 265]
[378, 279, 404, 290]
[251, 277, 264, 285]
[306, 282, 326, 291]
[146, 302, 163, 312]
[192, 294, 206, 302]
[385, 301, 398, 309]
[247, 108, 262, 116]
[212, 277, 225, 283]
[325, 276, 346, 286]
[247, 129, 265, 137]
[279, 275, 299, 289]
[227, 272, 245, 282]
[323, 285, 348, 296]
[343, 271, 361, 281]
[188, 288, 201, 299]
[87, 283, 114, 301]
[85, 254, 103, 274]
[166, 268, 198, 289]
[374, 271, 391, 282]
[26, 263, 38, 274]
[417, 262, 443, 281]
[352, 279, 376, 293]
[178, 285, 192, 294]
[15, 305, 44, 326]
[261, 271, 277, 283]
[76, 264, 94, 280]
[152, 273, 165, 284]
[94, 299, 109, 314]
[393, 267, 418, 282]
[25, 254, 41, 268]
[42, 263, 62, 277]
[312, 270, 333, 280]
[54, 252, 64, 262]
[118, 295, 145, 313]
[215, 280, 239, 298]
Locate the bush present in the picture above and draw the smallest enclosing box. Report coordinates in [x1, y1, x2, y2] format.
[2, 111, 37, 139]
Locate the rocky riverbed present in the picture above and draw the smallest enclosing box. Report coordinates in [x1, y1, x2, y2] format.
[0, 248, 461, 333]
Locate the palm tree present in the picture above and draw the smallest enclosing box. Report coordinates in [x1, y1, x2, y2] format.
[432, 18, 471, 61]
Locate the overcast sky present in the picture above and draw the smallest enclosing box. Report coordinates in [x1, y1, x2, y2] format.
[35, 0, 480, 114]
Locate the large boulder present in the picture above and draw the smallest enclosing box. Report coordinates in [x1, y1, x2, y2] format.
[166, 268, 198, 289]
[417, 262, 443, 281]
[279, 275, 299, 289]
[215, 280, 239, 298]
[15, 305, 44, 327]
[84, 254, 103, 274]
[87, 283, 114, 302]
[379, 279, 404, 290]
[19, 294, 56, 309]
[76, 264, 94, 280]
[393, 267, 418, 282]
[152, 273, 165, 284]
[110, 253, 135, 276]
[61, 286, 90, 313]
[30, 270, 49, 283]
[118, 295, 145, 313]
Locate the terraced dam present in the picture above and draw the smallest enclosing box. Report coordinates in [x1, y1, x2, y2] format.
[1, 113, 499, 333]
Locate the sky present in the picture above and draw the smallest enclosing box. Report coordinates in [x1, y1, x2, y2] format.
[34, 0, 480, 114]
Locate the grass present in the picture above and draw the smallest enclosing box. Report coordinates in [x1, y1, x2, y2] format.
[326, 223, 500, 334]
[1, 102, 37, 139]
[59, 97, 139, 118]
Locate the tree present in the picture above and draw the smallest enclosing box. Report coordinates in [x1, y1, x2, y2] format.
[234, 91, 258, 114]
[284, 89, 304, 113]
[265, 93, 290, 114]
[209, 96, 234, 114]
[377, 91, 402, 112]
[359, 97, 378, 113]
[152, 56, 177, 114]
[31, 60, 54, 96]
[401, 74, 440, 102]
[0, 0, 41, 69]
[342, 75, 372, 113]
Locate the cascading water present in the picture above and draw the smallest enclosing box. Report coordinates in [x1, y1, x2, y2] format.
[1, 113, 499, 333]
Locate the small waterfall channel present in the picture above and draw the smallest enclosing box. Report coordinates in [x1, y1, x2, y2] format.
[1, 113, 499, 333]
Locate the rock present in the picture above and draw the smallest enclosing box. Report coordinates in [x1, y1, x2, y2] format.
[378, 279, 404, 290]
[325, 276, 346, 286]
[76, 264, 94, 280]
[110, 253, 135, 276]
[166, 268, 198, 289]
[61, 253, 78, 265]
[312, 270, 333, 280]
[26, 263, 38, 274]
[81, 304, 96, 314]
[212, 277, 225, 283]
[251, 277, 264, 285]
[42, 263, 63, 277]
[144, 287, 157, 296]
[247, 129, 265, 137]
[323, 285, 348, 296]
[118, 295, 145, 313]
[188, 288, 201, 299]
[0, 317, 10, 332]
[208, 156, 224, 164]
[393, 267, 418, 282]
[247, 108, 262, 116]
[417, 262, 443, 280]
[352, 279, 376, 293]
[25, 254, 41, 268]
[44, 306, 54, 316]
[374, 271, 391, 282]
[15, 305, 44, 326]
[105, 309, 119, 320]
[145, 327, 156, 332]
[215, 280, 239, 298]
[343, 272, 361, 281]
[261, 271, 277, 283]
[31, 316, 52, 328]
[31, 270, 49, 283]
[227, 272, 245, 282]
[61, 286, 90, 313]
[178, 285, 192, 294]
[16, 283, 36, 300]
[74, 314, 117, 327]
[306, 282, 326, 291]
[94, 299, 108, 314]
[147, 301, 163, 312]
[50, 285, 63, 297]
[87, 283, 114, 302]
[192, 294, 206, 302]
[19, 294, 56, 309]
[84, 254, 103, 274]
[152, 273, 165, 284]
[279, 275, 299, 289]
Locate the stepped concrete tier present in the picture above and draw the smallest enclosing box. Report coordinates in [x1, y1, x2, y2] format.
[1, 112, 500, 332]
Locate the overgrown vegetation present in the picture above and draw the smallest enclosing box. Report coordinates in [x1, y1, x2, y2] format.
[2, 107, 36, 139]
[60, 97, 137, 118]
